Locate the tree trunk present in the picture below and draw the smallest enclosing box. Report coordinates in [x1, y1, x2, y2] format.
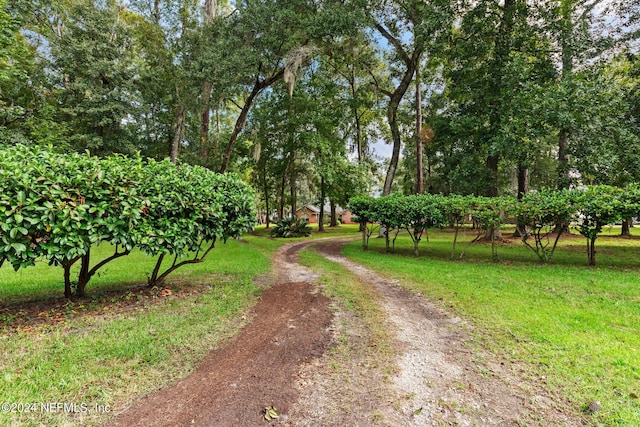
[621, 217, 632, 236]
[199, 82, 212, 162]
[588, 238, 596, 266]
[204, 0, 217, 23]
[148, 254, 165, 287]
[76, 249, 91, 297]
[318, 176, 325, 232]
[350, 69, 363, 164]
[416, 63, 424, 194]
[289, 151, 296, 218]
[513, 163, 529, 237]
[382, 102, 402, 196]
[451, 220, 460, 260]
[330, 200, 337, 227]
[263, 170, 270, 228]
[170, 105, 185, 164]
[153, 0, 160, 24]
[362, 227, 368, 250]
[485, 155, 499, 197]
[279, 167, 286, 219]
[220, 69, 284, 173]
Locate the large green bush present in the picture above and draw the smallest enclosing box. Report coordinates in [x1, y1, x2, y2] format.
[0, 145, 256, 297]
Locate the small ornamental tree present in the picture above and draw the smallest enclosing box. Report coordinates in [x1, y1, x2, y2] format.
[137, 161, 256, 287]
[348, 195, 378, 250]
[64, 154, 145, 297]
[440, 194, 475, 259]
[516, 188, 575, 262]
[572, 185, 626, 266]
[462, 197, 512, 261]
[376, 195, 404, 253]
[396, 194, 445, 257]
[0, 146, 145, 297]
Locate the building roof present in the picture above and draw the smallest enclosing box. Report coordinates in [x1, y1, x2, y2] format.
[298, 204, 344, 215]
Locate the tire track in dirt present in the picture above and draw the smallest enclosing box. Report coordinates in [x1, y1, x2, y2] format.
[106, 240, 333, 427]
[307, 240, 585, 427]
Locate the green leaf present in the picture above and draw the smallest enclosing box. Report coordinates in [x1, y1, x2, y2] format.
[11, 242, 27, 253]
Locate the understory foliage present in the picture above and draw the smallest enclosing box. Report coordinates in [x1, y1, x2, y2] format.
[0, 145, 255, 297]
[269, 217, 312, 238]
[350, 186, 640, 265]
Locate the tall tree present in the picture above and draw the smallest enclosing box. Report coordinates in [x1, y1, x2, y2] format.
[322, 34, 382, 165]
[216, 0, 363, 173]
[437, 0, 554, 197]
[46, 2, 142, 155]
[369, 1, 441, 196]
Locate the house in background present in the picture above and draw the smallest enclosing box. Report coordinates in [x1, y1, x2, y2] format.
[296, 204, 345, 224]
[340, 208, 357, 224]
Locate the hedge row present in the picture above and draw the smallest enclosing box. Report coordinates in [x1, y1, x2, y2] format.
[349, 185, 640, 265]
[0, 145, 255, 298]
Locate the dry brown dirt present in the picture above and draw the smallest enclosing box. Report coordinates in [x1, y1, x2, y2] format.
[106, 238, 586, 426]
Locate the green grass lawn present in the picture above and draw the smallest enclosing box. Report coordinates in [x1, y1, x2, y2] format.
[2, 223, 638, 425]
[0, 225, 360, 426]
[0, 236, 275, 426]
[342, 228, 640, 426]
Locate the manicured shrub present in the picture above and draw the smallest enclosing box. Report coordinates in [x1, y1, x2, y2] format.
[440, 194, 475, 259]
[394, 194, 446, 256]
[348, 195, 379, 250]
[515, 188, 574, 262]
[571, 185, 627, 266]
[0, 146, 146, 297]
[0, 145, 256, 297]
[375, 194, 404, 253]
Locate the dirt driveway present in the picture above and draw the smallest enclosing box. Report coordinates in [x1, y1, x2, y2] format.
[108, 239, 585, 426]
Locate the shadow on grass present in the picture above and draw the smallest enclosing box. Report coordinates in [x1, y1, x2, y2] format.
[0, 278, 222, 335]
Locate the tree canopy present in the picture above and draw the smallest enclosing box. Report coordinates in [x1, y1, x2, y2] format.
[2, 0, 640, 222]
